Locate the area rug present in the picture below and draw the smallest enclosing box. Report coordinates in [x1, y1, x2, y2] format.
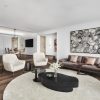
[3, 69, 100, 100]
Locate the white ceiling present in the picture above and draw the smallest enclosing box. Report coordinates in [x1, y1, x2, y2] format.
[0, 0, 100, 33]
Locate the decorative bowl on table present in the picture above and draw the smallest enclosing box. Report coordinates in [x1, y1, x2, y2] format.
[46, 73, 54, 78]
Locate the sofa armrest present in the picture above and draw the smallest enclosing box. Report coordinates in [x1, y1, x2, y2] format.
[59, 58, 68, 62]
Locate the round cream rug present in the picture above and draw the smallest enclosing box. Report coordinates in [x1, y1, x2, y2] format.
[3, 69, 100, 100]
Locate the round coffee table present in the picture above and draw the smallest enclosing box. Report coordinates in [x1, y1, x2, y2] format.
[38, 72, 79, 92]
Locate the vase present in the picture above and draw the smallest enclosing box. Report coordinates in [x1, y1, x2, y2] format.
[54, 69, 57, 78]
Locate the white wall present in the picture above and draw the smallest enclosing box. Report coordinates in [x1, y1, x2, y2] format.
[36, 35, 40, 52]
[57, 29, 69, 60]
[40, 21, 100, 60]
[45, 34, 57, 56]
[18, 36, 25, 50]
[0, 34, 12, 55]
[24, 34, 38, 55]
[57, 21, 100, 59]
[66, 21, 100, 58]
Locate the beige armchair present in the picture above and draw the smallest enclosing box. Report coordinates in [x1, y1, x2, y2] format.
[3, 54, 25, 76]
[33, 52, 48, 81]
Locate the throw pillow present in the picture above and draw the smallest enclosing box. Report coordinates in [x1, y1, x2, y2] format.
[70, 55, 78, 63]
[95, 58, 100, 65]
[85, 57, 96, 65]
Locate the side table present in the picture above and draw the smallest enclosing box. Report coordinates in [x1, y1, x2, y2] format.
[25, 59, 34, 71]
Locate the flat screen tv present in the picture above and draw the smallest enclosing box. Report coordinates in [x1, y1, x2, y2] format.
[25, 39, 33, 47]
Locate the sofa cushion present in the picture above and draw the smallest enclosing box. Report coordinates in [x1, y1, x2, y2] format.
[67, 55, 71, 61]
[81, 57, 86, 63]
[82, 65, 100, 72]
[59, 58, 67, 62]
[84, 57, 96, 65]
[95, 58, 100, 65]
[62, 61, 78, 65]
[61, 61, 80, 69]
[70, 55, 78, 63]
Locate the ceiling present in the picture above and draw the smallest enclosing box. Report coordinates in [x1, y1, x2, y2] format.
[0, 0, 100, 33]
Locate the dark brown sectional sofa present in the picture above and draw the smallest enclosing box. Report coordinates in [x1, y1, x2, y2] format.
[59, 55, 100, 76]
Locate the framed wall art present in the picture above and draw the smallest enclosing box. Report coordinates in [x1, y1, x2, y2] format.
[70, 27, 100, 54]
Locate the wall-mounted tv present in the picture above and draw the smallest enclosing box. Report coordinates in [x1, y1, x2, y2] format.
[25, 39, 33, 47]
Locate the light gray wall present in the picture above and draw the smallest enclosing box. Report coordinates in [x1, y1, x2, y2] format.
[45, 34, 57, 56]
[0, 34, 12, 55]
[57, 21, 100, 60]
[41, 21, 100, 60]
[57, 29, 69, 60]
[24, 34, 37, 55]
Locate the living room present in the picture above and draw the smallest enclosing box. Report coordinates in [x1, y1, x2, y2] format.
[0, 0, 100, 100]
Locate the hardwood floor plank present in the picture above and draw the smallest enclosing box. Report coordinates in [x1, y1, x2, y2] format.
[0, 70, 27, 100]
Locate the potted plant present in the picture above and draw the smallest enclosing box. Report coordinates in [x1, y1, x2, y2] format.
[49, 62, 61, 77]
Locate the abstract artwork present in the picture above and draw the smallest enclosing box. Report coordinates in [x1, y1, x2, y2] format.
[70, 27, 100, 54]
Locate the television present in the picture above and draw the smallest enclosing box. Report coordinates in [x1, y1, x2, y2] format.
[25, 39, 33, 47]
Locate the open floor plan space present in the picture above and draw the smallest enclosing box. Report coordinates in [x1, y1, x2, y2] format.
[0, 0, 100, 100]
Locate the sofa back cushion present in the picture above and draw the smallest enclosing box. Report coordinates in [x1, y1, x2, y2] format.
[95, 58, 100, 65]
[84, 57, 96, 65]
[68, 55, 82, 63]
[81, 57, 86, 63]
[67, 55, 71, 61]
[67, 55, 99, 66]
[77, 56, 82, 63]
[94, 58, 100, 68]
